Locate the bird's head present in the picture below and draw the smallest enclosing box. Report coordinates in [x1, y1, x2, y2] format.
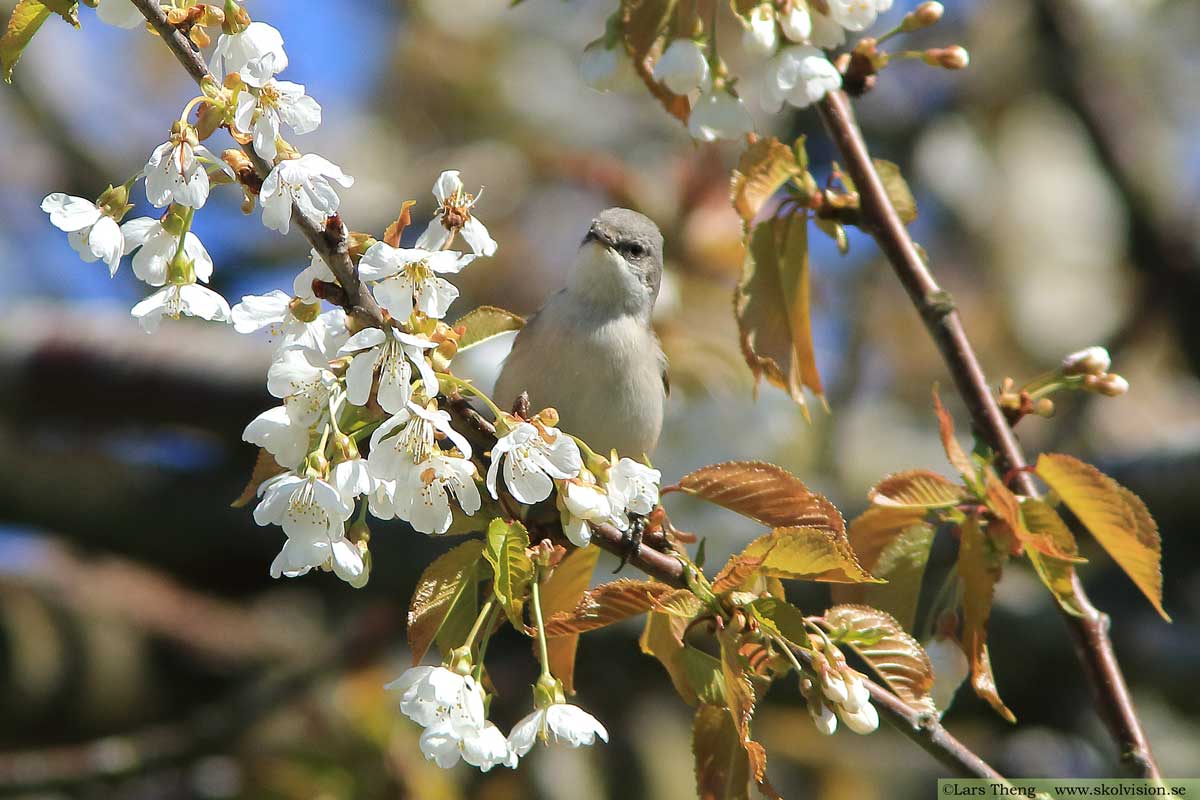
[568, 207, 664, 317]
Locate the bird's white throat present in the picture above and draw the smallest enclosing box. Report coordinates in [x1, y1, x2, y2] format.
[566, 241, 649, 317]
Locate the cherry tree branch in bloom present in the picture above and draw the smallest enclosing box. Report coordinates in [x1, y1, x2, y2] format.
[816, 88, 1160, 780]
[128, 0, 386, 329]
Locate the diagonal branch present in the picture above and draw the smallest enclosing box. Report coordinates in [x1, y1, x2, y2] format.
[124, 3, 1009, 784]
[129, 0, 386, 330]
[816, 88, 1160, 779]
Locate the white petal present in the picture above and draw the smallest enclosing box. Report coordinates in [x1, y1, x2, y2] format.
[339, 327, 388, 354]
[345, 350, 379, 406]
[232, 289, 292, 334]
[506, 710, 544, 757]
[120, 217, 159, 251]
[460, 217, 497, 257]
[431, 170, 462, 203]
[178, 284, 232, 323]
[414, 217, 449, 251]
[182, 232, 214, 282]
[88, 217, 124, 275]
[41, 193, 101, 232]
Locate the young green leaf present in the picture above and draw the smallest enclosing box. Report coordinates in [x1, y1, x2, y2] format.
[748, 597, 810, 649]
[985, 472, 1084, 563]
[730, 137, 802, 227]
[735, 214, 824, 416]
[835, 508, 935, 631]
[1035, 453, 1168, 621]
[641, 610, 698, 705]
[681, 646, 728, 707]
[693, 704, 752, 800]
[2, 0, 78, 83]
[484, 518, 533, 630]
[675, 461, 844, 534]
[451, 305, 524, 352]
[824, 604, 936, 714]
[653, 588, 706, 618]
[544, 578, 673, 636]
[1020, 498, 1087, 617]
[408, 539, 485, 665]
[711, 556, 766, 594]
[739, 526, 882, 584]
[957, 518, 1015, 722]
[873, 159, 918, 224]
[540, 545, 600, 694]
[869, 469, 965, 510]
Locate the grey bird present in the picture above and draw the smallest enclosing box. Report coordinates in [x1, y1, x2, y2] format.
[493, 208, 668, 458]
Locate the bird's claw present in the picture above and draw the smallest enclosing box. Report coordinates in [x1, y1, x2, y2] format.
[613, 514, 647, 574]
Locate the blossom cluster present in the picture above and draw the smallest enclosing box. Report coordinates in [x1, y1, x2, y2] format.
[388, 668, 608, 771]
[801, 646, 880, 736]
[581, 0, 955, 143]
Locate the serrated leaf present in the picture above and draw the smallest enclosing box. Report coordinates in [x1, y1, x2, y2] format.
[2, 0, 76, 83]
[681, 646, 727, 706]
[870, 470, 965, 509]
[641, 610, 698, 705]
[1035, 453, 1168, 621]
[545, 578, 673, 636]
[1021, 499, 1087, 617]
[932, 388, 976, 484]
[230, 447, 287, 508]
[748, 597, 810, 648]
[957, 517, 1015, 722]
[717, 627, 756, 741]
[452, 305, 524, 352]
[620, 0, 689, 123]
[653, 588, 705, 618]
[408, 539, 485, 665]
[986, 472, 1084, 563]
[711, 556, 765, 594]
[541, 545, 600, 694]
[834, 508, 935, 631]
[873, 159, 917, 224]
[736, 215, 824, 415]
[693, 704, 752, 800]
[824, 604, 936, 714]
[676, 461, 844, 534]
[485, 518, 533, 630]
[739, 526, 881, 584]
[730, 137, 802, 227]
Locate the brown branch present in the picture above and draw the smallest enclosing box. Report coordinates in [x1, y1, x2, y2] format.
[129, 0, 386, 330]
[816, 88, 1160, 778]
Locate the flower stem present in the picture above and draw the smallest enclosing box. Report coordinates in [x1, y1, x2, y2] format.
[530, 566, 552, 680]
[472, 601, 502, 681]
[464, 597, 498, 651]
[437, 372, 506, 421]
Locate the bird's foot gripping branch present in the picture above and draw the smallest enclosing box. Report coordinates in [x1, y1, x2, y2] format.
[9, 0, 1169, 793]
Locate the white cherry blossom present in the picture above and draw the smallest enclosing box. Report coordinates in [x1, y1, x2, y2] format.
[293, 250, 336, 302]
[780, 3, 813, 42]
[269, 521, 363, 584]
[557, 476, 618, 546]
[210, 22, 288, 88]
[41, 193, 124, 275]
[368, 402, 472, 483]
[507, 703, 608, 757]
[235, 79, 322, 161]
[267, 348, 337, 427]
[121, 217, 213, 286]
[487, 422, 582, 504]
[416, 171, 497, 257]
[762, 45, 842, 112]
[809, 8, 847, 47]
[339, 327, 438, 414]
[332, 456, 374, 504]
[652, 39, 709, 95]
[261, 154, 354, 235]
[688, 90, 755, 142]
[828, 0, 892, 32]
[231, 290, 346, 354]
[131, 283, 230, 333]
[96, 0, 143, 28]
[358, 242, 475, 321]
[144, 137, 223, 209]
[399, 451, 481, 535]
[742, 5, 779, 58]
[606, 458, 661, 518]
[254, 472, 354, 542]
[243, 405, 309, 470]
[386, 667, 485, 730]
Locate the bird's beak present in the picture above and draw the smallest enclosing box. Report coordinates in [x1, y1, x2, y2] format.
[583, 224, 615, 250]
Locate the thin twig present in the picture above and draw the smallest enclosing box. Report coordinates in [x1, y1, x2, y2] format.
[816, 88, 1160, 778]
[129, 0, 386, 330]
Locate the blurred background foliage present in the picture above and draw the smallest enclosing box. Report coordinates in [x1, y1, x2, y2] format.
[0, 0, 1197, 797]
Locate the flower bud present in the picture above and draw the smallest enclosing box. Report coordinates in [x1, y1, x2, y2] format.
[809, 698, 838, 735]
[1033, 397, 1056, 418]
[1061, 346, 1111, 376]
[348, 541, 371, 589]
[923, 45, 969, 69]
[839, 670, 870, 713]
[779, 2, 813, 42]
[1093, 373, 1129, 397]
[652, 39, 710, 95]
[742, 5, 778, 58]
[821, 672, 849, 705]
[902, 1, 944, 31]
[837, 699, 880, 734]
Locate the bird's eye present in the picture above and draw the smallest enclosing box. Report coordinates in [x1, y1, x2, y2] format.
[623, 243, 646, 259]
